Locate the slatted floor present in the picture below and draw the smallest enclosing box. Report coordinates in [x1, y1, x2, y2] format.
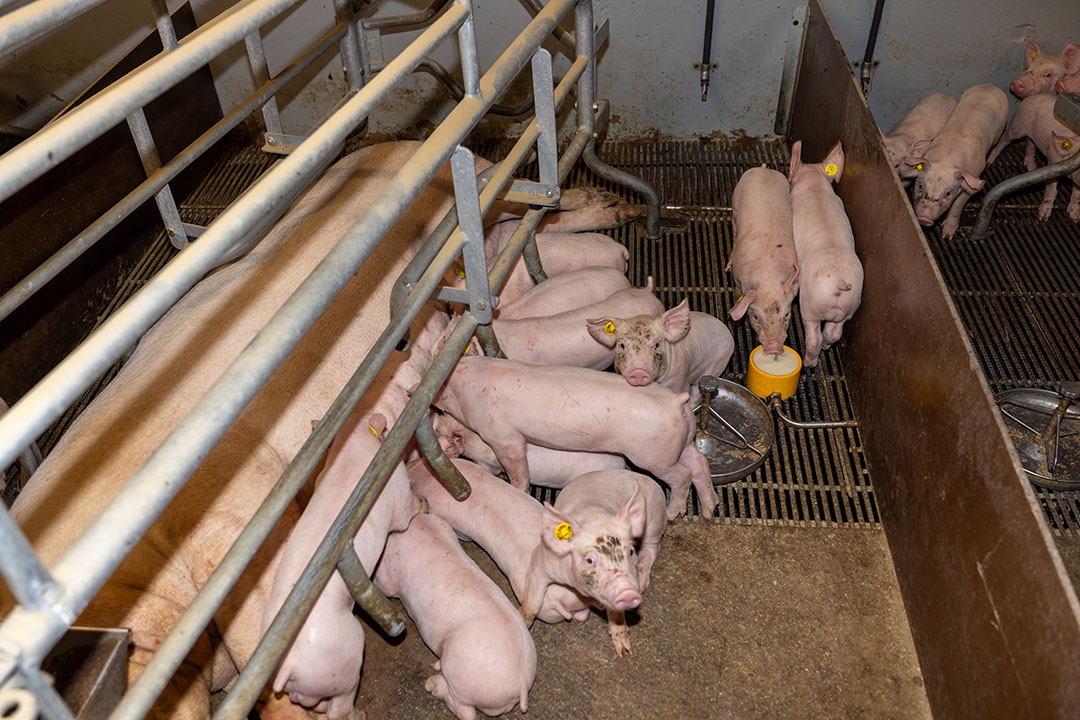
[925, 141, 1080, 538]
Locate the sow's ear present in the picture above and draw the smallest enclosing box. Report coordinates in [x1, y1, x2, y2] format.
[956, 168, 985, 192]
[541, 503, 577, 556]
[586, 317, 619, 348]
[661, 299, 691, 343]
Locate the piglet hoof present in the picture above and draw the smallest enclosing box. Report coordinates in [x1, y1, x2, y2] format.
[1068, 204, 1080, 223]
[609, 626, 633, 657]
[1039, 204, 1054, 222]
[665, 497, 687, 522]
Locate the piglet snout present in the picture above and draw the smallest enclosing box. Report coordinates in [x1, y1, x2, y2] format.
[1010, 78, 1028, 96]
[625, 369, 652, 386]
[612, 588, 642, 611]
[917, 214, 934, 227]
[763, 343, 784, 355]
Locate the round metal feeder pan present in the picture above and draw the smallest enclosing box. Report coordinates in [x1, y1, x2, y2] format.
[694, 378, 775, 484]
[995, 387, 1080, 491]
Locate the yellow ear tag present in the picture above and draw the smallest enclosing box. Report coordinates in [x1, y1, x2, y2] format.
[604, 321, 616, 335]
[554, 523, 573, 541]
[1032, 52, 1038, 60]
[368, 424, 380, 439]
[825, 163, 838, 176]
[455, 267, 466, 279]
[914, 163, 924, 171]
[1062, 138, 1073, 152]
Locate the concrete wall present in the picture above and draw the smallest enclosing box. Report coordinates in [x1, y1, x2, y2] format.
[1, 0, 1078, 139]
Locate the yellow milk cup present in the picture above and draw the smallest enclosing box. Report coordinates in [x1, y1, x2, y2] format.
[746, 345, 802, 400]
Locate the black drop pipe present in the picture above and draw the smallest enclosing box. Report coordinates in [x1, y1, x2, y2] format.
[700, 0, 716, 101]
[860, 0, 886, 95]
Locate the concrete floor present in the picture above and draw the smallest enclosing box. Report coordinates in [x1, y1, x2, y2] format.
[354, 522, 931, 719]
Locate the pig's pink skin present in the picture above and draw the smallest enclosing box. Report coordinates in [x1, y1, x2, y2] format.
[407, 457, 593, 624]
[521, 469, 665, 657]
[882, 93, 957, 178]
[485, 186, 643, 233]
[452, 280, 663, 370]
[586, 298, 735, 405]
[496, 266, 631, 321]
[498, 233, 630, 306]
[787, 141, 864, 367]
[1010, 40, 1080, 98]
[987, 93, 1080, 222]
[260, 412, 423, 720]
[432, 412, 626, 488]
[374, 513, 536, 720]
[2, 142, 479, 718]
[434, 356, 718, 520]
[1058, 72, 1080, 94]
[728, 166, 800, 354]
[903, 83, 1008, 239]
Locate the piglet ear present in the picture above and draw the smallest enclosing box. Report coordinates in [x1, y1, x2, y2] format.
[1062, 43, 1080, 74]
[823, 141, 845, 183]
[909, 138, 931, 158]
[616, 484, 647, 538]
[661, 299, 691, 342]
[788, 140, 804, 183]
[366, 412, 388, 438]
[541, 503, 577, 556]
[586, 317, 619, 348]
[957, 168, 985, 192]
[1026, 38, 1043, 61]
[784, 264, 800, 294]
[730, 290, 754, 320]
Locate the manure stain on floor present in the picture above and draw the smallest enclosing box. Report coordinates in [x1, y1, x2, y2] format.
[355, 522, 931, 720]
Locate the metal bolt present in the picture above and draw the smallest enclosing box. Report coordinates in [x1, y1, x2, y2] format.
[475, 299, 487, 311]
[546, 189, 554, 198]
[267, 136, 276, 145]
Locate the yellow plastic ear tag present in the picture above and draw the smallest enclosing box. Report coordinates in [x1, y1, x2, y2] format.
[825, 163, 838, 176]
[604, 322, 616, 335]
[554, 523, 573, 541]
[914, 163, 923, 171]
[368, 424, 380, 439]
[455, 267, 466, 279]
[1032, 51, 1038, 60]
[1062, 138, 1073, 152]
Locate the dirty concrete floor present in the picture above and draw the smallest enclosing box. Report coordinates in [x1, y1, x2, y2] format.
[354, 522, 931, 720]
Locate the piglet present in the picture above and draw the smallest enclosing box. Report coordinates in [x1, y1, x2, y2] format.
[728, 166, 800, 354]
[987, 93, 1080, 222]
[1010, 40, 1080, 98]
[496, 266, 631, 321]
[881, 93, 957, 178]
[432, 412, 626, 488]
[787, 141, 864, 367]
[374, 513, 536, 720]
[1057, 72, 1080, 94]
[434, 356, 717, 520]
[496, 232, 630, 305]
[259, 412, 424, 720]
[407, 457, 593, 623]
[521, 469, 666, 656]
[903, 83, 1008, 239]
[457, 280, 663, 370]
[585, 298, 734, 406]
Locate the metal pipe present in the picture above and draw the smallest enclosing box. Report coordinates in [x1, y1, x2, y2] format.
[363, 0, 452, 30]
[860, 0, 886, 95]
[0, 0, 111, 57]
[473, 324, 505, 357]
[699, 0, 715, 101]
[335, 547, 405, 636]
[769, 393, 858, 429]
[0, 21, 347, 326]
[333, 0, 365, 93]
[970, 149, 1080, 240]
[583, 142, 661, 240]
[243, 30, 284, 133]
[455, 0, 480, 97]
[0, 0, 311, 206]
[0, 508, 58, 614]
[0, 6, 466, 483]
[126, 108, 188, 248]
[413, 414, 472, 497]
[519, 0, 576, 54]
[149, 0, 179, 52]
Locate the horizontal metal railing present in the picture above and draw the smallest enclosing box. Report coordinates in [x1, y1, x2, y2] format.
[0, 0, 633, 717]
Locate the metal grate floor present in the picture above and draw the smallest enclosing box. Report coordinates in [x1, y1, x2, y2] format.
[28, 135, 878, 528]
[926, 142, 1080, 537]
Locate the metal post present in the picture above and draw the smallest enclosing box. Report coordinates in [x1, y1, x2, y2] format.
[333, 0, 365, 93]
[126, 108, 189, 248]
[243, 30, 284, 134]
[148, 0, 178, 52]
[450, 146, 493, 324]
[455, 0, 480, 97]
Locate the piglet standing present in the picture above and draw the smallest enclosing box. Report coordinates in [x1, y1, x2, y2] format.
[881, 93, 957, 178]
[585, 298, 734, 406]
[787, 141, 864, 367]
[903, 83, 1008, 239]
[1010, 40, 1080, 98]
[728, 166, 800, 354]
[259, 412, 424, 720]
[374, 513, 536, 720]
[521, 469, 666, 656]
[986, 93, 1080, 222]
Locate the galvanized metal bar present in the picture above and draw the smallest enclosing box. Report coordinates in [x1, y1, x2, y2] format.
[0, 0, 310, 205]
[473, 324, 505, 358]
[451, 146, 494, 324]
[333, 0, 365, 93]
[0, 508, 58, 614]
[413, 414, 472, 497]
[522, 235, 548, 284]
[520, 0, 576, 54]
[775, 3, 809, 136]
[970, 150, 1080, 240]
[0, 0, 111, 57]
[454, 0, 480, 97]
[243, 30, 284, 134]
[531, 48, 559, 188]
[0, 5, 467, 484]
[13, 663, 73, 720]
[0, 21, 347, 325]
[126, 108, 188, 248]
[335, 547, 405, 636]
[363, 0, 452, 30]
[149, 0, 178, 52]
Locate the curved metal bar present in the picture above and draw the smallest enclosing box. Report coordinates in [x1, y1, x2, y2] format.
[414, 415, 471, 498]
[970, 150, 1080, 240]
[363, 0, 452, 30]
[583, 140, 662, 241]
[336, 547, 406, 636]
[769, 393, 858, 429]
[473, 324, 506, 358]
[522, 234, 548, 283]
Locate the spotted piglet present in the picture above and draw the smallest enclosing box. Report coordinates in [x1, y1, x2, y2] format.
[585, 298, 734, 406]
[520, 469, 667, 656]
